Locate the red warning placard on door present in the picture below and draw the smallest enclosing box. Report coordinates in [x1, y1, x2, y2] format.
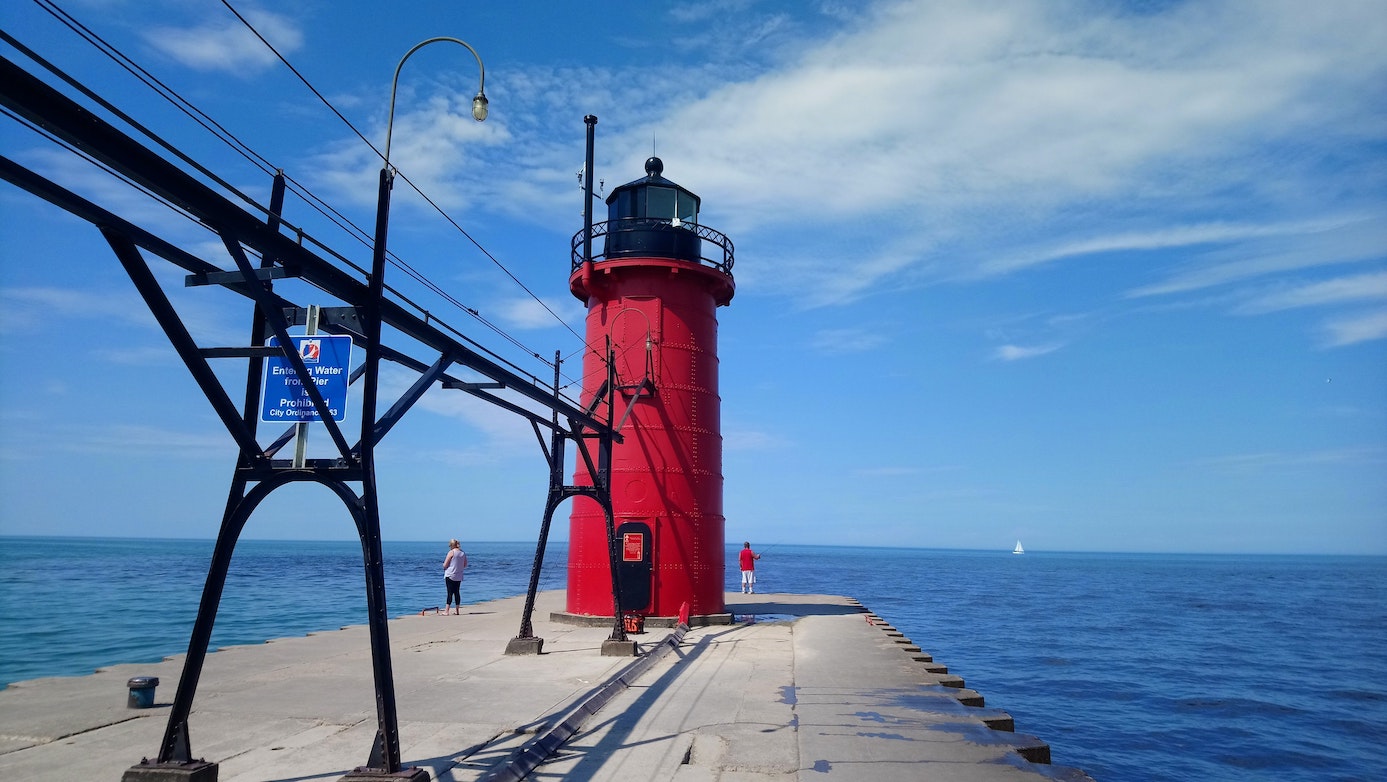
[622, 532, 643, 562]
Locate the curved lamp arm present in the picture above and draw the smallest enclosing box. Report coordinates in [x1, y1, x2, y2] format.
[383, 36, 488, 169]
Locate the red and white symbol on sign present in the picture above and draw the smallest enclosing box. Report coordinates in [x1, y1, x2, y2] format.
[300, 339, 321, 362]
[622, 532, 643, 562]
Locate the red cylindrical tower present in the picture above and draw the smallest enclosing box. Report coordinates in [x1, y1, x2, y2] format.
[566, 156, 735, 620]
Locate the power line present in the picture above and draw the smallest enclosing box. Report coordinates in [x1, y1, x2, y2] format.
[218, 0, 596, 359]
[4, 31, 557, 399]
[23, 0, 600, 390]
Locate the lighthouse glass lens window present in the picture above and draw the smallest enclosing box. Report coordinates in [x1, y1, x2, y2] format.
[677, 193, 698, 224]
[610, 190, 635, 221]
[647, 187, 676, 219]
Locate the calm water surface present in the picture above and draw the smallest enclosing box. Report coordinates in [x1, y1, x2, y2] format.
[1, 537, 1383, 782]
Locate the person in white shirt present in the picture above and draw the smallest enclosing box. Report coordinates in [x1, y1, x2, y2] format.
[443, 539, 468, 615]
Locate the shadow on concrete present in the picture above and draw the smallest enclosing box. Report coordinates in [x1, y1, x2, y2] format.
[532, 627, 737, 781]
[392, 609, 856, 780]
[725, 600, 867, 617]
[391, 630, 731, 782]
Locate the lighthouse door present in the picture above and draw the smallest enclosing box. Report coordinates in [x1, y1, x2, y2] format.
[616, 520, 653, 613]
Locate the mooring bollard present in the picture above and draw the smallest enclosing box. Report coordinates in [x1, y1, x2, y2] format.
[126, 676, 159, 708]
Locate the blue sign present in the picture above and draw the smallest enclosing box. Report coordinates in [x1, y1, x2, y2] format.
[260, 335, 353, 423]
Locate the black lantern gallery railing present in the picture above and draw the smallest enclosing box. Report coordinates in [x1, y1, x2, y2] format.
[571, 217, 735, 277]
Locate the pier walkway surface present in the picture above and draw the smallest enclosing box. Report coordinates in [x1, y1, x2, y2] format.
[0, 591, 1094, 781]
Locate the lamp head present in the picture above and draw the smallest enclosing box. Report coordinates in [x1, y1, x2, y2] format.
[471, 91, 489, 122]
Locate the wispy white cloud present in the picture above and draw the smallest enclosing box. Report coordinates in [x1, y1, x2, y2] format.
[723, 428, 788, 451]
[631, 0, 1387, 308]
[988, 217, 1364, 280]
[144, 9, 302, 74]
[309, 95, 511, 214]
[95, 346, 183, 366]
[386, 101, 513, 210]
[11, 148, 197, 232]
[0, 286, 154, 334]
[1320, 309, 1387, 347]
[0, 279, 253, 351]
[1236, 271, 1387, 315]
[721, 10, 1322, 187]
[381, 366, 546, 460]
[1193, 445, 1386, 472]
[379, 444, 524, 470]
[60, 424, 231, 457]
[494, 296, 584, 331]
[669, 0, 758, 25]
[850, 465, 953, 477]
[810, 327, 888, 354]
[993, 343, 1062, 362]
[1117, 219, 1387, 346]
[1128, 216, 1387, 298]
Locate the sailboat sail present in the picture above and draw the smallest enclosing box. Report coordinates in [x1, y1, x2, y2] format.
[1013, 541, 1024, 554]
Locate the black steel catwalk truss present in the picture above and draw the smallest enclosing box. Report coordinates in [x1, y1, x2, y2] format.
[0, 51, 635, 778]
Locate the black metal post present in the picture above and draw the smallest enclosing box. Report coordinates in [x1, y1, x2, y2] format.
[150, 172, 285, 763]
[583, 115, 596, 266]
[156, 501, 245, 763]
[601, 344, 628, 643]
[149, 172, 285, 763]
[357, 166, 406, 772]
[241, 171, 285, 430]
[513, 353, 566, 647]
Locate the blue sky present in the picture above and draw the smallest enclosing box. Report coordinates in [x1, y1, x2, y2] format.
[1, 0, 1383, 554]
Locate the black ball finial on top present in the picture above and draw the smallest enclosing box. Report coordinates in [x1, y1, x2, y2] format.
[644, 156, 664, 177]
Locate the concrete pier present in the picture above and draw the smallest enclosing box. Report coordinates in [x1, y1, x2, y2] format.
[0, 592, 1093, 780]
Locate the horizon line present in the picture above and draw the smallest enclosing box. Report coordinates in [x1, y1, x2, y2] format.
[1, 534, 1383, 558]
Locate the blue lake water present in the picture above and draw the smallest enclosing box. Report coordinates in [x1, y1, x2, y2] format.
[1, 537, 1383, 781]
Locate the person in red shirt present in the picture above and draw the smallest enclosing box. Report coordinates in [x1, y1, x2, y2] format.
[738, 541, 761, 594]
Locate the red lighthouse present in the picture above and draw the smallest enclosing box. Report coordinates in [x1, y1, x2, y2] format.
[566, 155, 735, 621]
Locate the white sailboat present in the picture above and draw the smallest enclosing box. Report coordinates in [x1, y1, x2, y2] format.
[1012, 540, 1024, 555]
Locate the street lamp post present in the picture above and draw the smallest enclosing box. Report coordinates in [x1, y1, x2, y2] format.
[383, 37, 489, 167]
[356, 37, 487, 779]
